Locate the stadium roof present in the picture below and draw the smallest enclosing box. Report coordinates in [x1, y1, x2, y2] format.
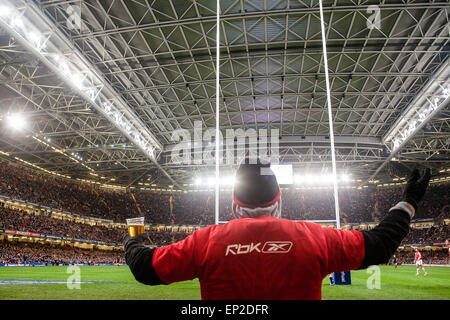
[0, 0, 448, 188]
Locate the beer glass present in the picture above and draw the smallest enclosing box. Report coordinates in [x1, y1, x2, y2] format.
[126, 217, 145, 237]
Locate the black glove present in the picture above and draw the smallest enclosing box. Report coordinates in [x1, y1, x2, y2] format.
[403, 168, 431, 210]
[121, 233, 148, 249]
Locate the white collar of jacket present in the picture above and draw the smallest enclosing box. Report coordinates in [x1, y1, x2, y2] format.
[232, 198, 282, 219]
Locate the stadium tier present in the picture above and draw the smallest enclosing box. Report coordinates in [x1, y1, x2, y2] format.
[0, 160, 448, 252]
[1, 160, 449, 226]
[0, 241, 123, 266]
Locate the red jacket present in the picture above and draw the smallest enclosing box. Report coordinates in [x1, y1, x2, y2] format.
[152, 216, 365, 300]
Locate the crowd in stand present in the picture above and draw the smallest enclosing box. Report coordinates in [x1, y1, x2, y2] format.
[1, 239, 447, 265]
[0, 241, 123, 265]
[145, 228, 192, 246]
[1, 197, 447, 247]
[1, 160, 449, 226]
[401, 225, 448, 245]
[392, 249, 449, 265]
[0, 160, 449, 264]
[139, 184, 449, 225]
[0, 160, 138, 220]
[0, 204, 123, 244]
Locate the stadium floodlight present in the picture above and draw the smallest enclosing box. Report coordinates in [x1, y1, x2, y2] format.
[321, 174, 335, 185]
[365, 63, 450, 186]
[383, 64, 450, 155]
[220, 176, 235, 186]
[303, 174, 314, 185]
[207, 177, 216, 186]
[341, 174, 351, 183]
[7, 114, 26, 130]
[0, 5, 12, 17]
[72, 73, 85, 89]
[10, 17, 24, 30]
[293, 172, 352, 186]
[26, 31, 39, 44]
[194, 178, 202, 186]
[294, 175, 304, 185]
[58, 60, 71, 77]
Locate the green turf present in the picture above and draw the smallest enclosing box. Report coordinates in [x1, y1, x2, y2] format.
[0, 265, 448, 300]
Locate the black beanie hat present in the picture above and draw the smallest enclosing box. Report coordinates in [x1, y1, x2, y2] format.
[232, 159, 281, 208]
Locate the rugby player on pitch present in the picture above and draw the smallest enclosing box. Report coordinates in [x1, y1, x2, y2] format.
[415, 248, 428, 276]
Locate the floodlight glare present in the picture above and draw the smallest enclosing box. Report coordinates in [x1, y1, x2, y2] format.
[27, 31, 40, 44]
[294, 175, 303, 184]
[304, 174, 314, 185]
[207, 177, 216, 186]
[7, 114, 26, 130]
[0, 5, 12, 17]
[59, 61, 70, 76]
[221, 176, 235, 185]
[10, 17, 24, 30]
[72, 73, 85, 89]
[322, 174, 335, 185]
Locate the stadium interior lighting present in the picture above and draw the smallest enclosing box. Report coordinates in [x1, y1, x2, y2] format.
[0, 5, 12, 17]
[319, 174, 335, 185]
[194, 175, 238, 188]
[341, 174, 351, 183]
[58, 60, 71, 77]
[72, 73, 85, 89]
[26, 31, 46, 51]
[383, 65, 450, 155]
[7, 114, 26, 130]
[10, 17, 24, 30]
[294, 173, 352, 186]
[220, 176, 235, 186]
[207, 177, 216, 186]
[294, 175, 304, 184]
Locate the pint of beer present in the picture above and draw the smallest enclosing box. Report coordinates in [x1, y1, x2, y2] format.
[126, 217, 145, 237]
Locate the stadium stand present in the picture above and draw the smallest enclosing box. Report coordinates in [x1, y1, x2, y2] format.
[0, 161, 449, 264]
[1, 160, 449, 225]
[0, 204, 123, 244]
[0, 241, 123, 265]
[392, 250, 449, 266]
[0, 160, 138, 221]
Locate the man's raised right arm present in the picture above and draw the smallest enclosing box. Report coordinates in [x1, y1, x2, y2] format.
[358, 168, 431, 269]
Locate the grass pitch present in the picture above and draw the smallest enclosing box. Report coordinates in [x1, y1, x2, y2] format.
[0, 265, 448, 300]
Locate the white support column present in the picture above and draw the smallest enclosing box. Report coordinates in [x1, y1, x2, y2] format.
[215, 0, 221, 225]
[318, 0, 340, 229]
